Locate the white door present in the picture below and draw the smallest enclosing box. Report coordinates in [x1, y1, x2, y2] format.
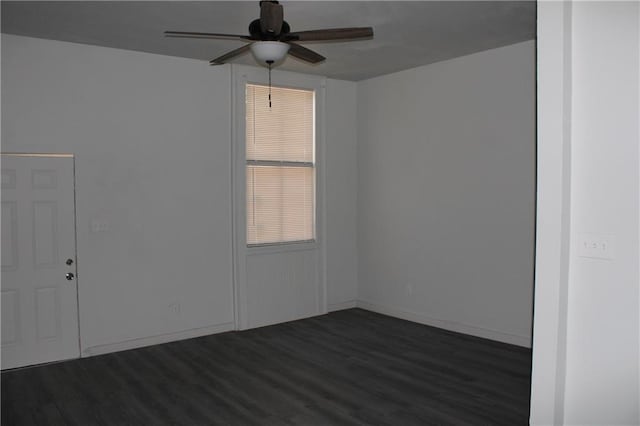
[1, 154, 80, 369]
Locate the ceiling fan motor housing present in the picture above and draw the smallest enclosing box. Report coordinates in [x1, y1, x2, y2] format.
[249, 19, 291, 41]
[258, 0, 284, 36]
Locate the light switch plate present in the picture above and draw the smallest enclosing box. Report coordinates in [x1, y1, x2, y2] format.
[577, 233, 615, 260]
[90, 219, 109, 233]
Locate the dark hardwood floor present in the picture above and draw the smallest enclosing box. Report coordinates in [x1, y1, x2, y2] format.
[1, 308, 532, 425]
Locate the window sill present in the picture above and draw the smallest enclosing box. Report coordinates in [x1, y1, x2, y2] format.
[246, 240, 317, 256]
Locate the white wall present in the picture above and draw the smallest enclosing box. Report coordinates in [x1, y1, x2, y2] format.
[531, 2, 640, 425]
[356, 41, 536, 347]
[2, 34, 358, 354]
[564, 2, 639, 424]
[2, 35, 235, 353]
[326, 79, 358, 310]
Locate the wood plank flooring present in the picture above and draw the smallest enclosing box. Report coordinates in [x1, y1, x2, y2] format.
[1, 308, 532, 425]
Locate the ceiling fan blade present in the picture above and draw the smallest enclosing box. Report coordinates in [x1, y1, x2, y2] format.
[209, 44, 252, 65]
[260, 1, 284, 35]
[286, 43, 325, 64]
[285, 27, 373, 42]
[165, 31, 251, 41]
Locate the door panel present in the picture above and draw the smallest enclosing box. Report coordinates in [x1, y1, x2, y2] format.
[1, 290, 20, 344]
[33, 201, 60, 268]
[2, 201, 18, 270]
[1, 155, 79, 369]
[35, 286, 60, 340]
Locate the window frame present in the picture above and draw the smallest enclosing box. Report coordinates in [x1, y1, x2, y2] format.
[232, 65, 326, 257]
[245, 83, 317, 247]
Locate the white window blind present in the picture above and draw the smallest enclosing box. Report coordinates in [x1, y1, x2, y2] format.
[246, 84, 315, 245]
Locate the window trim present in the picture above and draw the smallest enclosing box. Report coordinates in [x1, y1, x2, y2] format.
[231, 64, 327, 329]
[246, 160, 314, 168]
[244, 82, 317, 248]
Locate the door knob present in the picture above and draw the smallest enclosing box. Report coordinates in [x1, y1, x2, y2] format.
[65, 272, 75, 281]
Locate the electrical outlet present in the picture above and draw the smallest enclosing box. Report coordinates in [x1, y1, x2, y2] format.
[168, 302, 181, 316]
[406, 283, 414, 296]
[577, 233, 615, 260]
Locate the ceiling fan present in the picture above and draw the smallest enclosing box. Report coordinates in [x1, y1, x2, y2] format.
[165, 0, 374, 67]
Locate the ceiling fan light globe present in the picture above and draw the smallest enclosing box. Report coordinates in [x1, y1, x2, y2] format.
[250, 41, 290, 65]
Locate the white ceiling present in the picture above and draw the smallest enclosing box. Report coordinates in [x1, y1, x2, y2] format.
[1, 1, 536, 81]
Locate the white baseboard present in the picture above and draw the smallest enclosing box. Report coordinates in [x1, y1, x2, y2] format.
[327, 300, 358, 312]
[356, 300, 532, 348]
[81, 322, 235, 357]
[80, 303, 531, 356]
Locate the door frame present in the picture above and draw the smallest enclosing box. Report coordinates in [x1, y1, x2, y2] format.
[529, 2, 572, 424]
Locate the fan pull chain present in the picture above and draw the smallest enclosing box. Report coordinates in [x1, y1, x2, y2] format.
[267, 60, 274, 109]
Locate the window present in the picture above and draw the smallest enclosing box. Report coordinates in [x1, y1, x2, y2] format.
[246, 84, 315, 246]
